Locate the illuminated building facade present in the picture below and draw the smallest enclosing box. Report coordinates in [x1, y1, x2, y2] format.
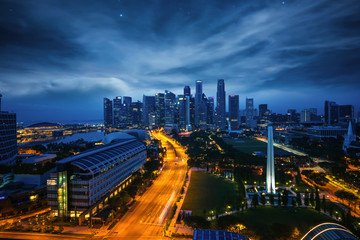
[229, 95, 239, 130]
[0, 94, 17, 166]
[47, 138, 146, 222]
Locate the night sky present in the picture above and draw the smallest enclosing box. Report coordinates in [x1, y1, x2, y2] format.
[1, 0, 360, 124]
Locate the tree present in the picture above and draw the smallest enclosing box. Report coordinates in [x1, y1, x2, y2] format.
[277, 192, 282, 206]
[260, 194, 266, 206]
[251, 194, 259, 208]
[296, 192, 302, 206]
[304, 191, 309, 206]
[310, 191, 315, 206]
[269, 194, 274, 206]
[322, 195, 327, 212]
[183, 216, 209, 229]
[282, 191, 289, 206]
[108, 192, 132, 209]
[315, 188, 321, 211]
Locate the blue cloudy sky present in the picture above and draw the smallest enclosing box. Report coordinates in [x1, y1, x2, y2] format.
[0, 0, 359, 123]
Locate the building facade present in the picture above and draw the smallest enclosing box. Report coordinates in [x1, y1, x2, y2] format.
[47, 138, 146, 222]
[142, 95, 156, 127]
[103, 98, 113, 128]
[215, 79, 226, 130]
[229, 95, 239, 130]
[0, 94, 17, 165]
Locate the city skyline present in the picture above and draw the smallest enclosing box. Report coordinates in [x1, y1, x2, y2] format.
[1, 0, 360, 122]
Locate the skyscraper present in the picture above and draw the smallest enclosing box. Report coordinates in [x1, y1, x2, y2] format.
[339, 105, 354, 123]
[266, 123, 275, 194]
[155, 93, 165, 126]
[195, 80, 207, 127]
[142, 95, 156, 127]
[301, 109, 311, 122]
[325, 100, 339, 125]
[123, 96, 132, 125]
[259, 104, 268, 119]
[165, 90, 176, 125]
[245, 98, 256, 128]
[130, 101, 142, 126]
[184, 86, 191, 97]
[103, 98, 113, 127]
[113, 96, 122, 126]
[215, 79, 226, 130]
[229, 95, 239, 130]
[0, 94, 17, 165]
[207, 97, 214, 125]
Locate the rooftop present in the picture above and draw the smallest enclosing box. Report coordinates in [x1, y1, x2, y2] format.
[193, 230, 248, 240]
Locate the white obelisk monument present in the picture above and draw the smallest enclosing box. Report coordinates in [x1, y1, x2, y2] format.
[266, 122, 276, 194]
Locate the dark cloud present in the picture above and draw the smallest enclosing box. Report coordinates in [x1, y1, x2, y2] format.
[0, 0, 359, 121]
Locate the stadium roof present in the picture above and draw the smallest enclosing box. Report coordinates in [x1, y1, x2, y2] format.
[57, 139, 145, 175]
[193, 230, 248, 240]
[301, 222, 358, 240]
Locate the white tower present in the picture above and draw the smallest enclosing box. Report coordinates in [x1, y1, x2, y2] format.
[266, 123, 276, 194]
[343, 121, 356, 154]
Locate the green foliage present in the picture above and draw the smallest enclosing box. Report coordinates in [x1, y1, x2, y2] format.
[260, 194, 266, 206]
[296, 192, 302, 206]
[182, 171, 239, 217]
[251, 194, 259, 208]
[108, 191, 132, 208]
[269, 194, 275, 206]
[183, 216, 209, 229]
[282, 191, 289, 206]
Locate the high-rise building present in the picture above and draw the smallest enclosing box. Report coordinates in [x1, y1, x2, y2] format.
[190, 96, 195, 126]
[195, 80, 202, 126]
[130, 101, 142, 126]
[266, 123, 275, 194]
[301, 109, 311, 122]
[123, 96, 132, 106]
[0, 94, 17, 166]
[178, 95, 186, 129]
[259, 104, 268, 119]
[142, 95, 156, 127]
[184, 86, 191, 97]
[229, 95, 239, 130]
[155, 93, 165, 126]
[165, 90, 176, 125]
[339, 105, 354, 122]
[215, 79, 226, 130]
[123, 96, 132, 125]
[287, 109, 298, 123]
[113, 97, 122, 126]
[103, 98, 113, 127]
[245, 98, 256, 128]
[194, 80, 207, 127]
[325, 100, 339, 125]
[207, 97, 214, 125]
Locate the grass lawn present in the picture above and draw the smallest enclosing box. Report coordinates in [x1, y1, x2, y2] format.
[233, 206, 334, 239]
[182, 171, 239, 217]
[224, 138, 283, 154]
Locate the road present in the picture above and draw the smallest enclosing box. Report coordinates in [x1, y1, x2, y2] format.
[99, 131, 188, 240]
[255, 137, 307, 156]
